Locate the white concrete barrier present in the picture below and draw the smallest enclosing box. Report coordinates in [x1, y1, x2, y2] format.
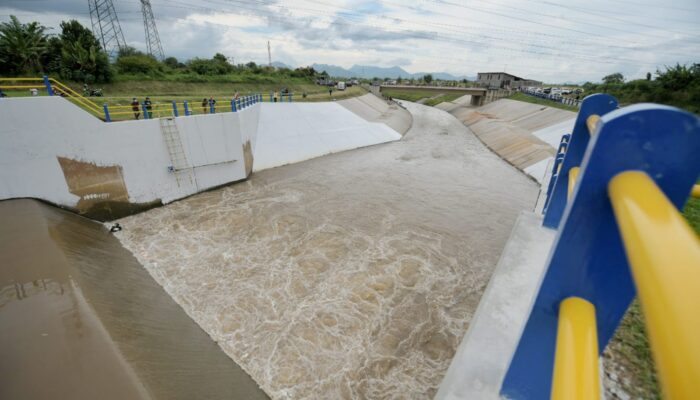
[0, 96, 259, 219]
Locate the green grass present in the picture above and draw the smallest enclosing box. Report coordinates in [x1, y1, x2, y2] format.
[423, 93, 466, 106]
[507, 92, 578, 112]
[380, 88, 467, 105]
[1, 79, 367, 121]
[608, 196, 699, 399]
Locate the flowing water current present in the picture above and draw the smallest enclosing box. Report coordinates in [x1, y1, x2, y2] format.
[114, 102, 539, 399]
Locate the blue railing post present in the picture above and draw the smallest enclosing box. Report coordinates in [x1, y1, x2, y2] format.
[103, 103, 111, 122]
[542, 94, 618, 228]
[142, 102, 150, 119]
[290, 93, 293, 102]
[183, 100, 190, 116]
[237, 98, 242, 110]
[43, 75, 54, 96]
[269, 92, 273, 102]
[501, 104, 700, 399]
[231, 98, 237, 112]
[171, 100, 179, 117]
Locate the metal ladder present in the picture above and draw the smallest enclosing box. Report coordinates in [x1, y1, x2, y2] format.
[159, 117, 197, 189]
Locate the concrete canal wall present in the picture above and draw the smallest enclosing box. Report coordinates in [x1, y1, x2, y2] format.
[0, 96, 259, 220]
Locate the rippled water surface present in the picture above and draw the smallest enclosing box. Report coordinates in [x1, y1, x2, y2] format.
[116, 102, 539, 399]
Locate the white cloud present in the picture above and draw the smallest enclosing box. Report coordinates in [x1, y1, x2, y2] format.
[1, 0, 699, 82]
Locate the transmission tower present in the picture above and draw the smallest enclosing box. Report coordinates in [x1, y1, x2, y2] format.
[88, 0, 127, 58]
[141, 0, 165, 60]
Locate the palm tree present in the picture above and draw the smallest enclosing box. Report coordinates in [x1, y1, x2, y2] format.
[0, 16, 48, 75]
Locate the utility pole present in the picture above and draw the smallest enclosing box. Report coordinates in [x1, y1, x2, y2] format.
[140, 0, 165, 60]
[267, 41, 272, 67]
[88, 0, 127, 59]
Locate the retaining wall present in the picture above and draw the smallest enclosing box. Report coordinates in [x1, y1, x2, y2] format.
[0, 96, 259, 220]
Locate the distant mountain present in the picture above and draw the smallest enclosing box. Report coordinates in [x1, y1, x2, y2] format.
[271, 61, 292, 69]
[311, 63, 473, 81]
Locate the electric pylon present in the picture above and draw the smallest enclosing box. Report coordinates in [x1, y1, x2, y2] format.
[88, 0, 127, 58]
[140, 0, 165, 60]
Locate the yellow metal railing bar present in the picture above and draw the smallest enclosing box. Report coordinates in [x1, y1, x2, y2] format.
[609, 171, 700, 399]
[551, 297, 600, 400]
[0, 85, 45, 89]
[692, 184, 700, 199]
[568, 167, 580, 199]
[49, 79, 102, 114]
[586, 115, 601, 135]
[0, 77, 44, 82]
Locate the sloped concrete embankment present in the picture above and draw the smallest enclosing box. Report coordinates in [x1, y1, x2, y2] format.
[0, 198, 268, 400]
[448, 99, 576, 183]
[253, 93, 410, 171]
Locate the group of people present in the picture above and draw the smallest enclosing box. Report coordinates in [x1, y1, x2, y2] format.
[131, 97, 152, 120]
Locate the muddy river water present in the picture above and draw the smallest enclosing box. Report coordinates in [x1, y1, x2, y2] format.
[114, 102, 539, 399]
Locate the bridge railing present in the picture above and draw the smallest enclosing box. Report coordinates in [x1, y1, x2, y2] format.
[500, 94, 700, 399]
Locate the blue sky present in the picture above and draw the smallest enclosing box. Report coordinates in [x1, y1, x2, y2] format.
[1, 0, 699, 82]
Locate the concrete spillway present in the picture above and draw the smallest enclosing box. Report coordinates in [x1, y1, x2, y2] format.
[113, 102, 538, 399]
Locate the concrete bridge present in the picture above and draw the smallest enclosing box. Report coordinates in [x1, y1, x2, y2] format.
[379, 85, 488, 106]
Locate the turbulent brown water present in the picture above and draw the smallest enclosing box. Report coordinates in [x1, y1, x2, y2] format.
[0, 199, 268, 400]
[115, 102, 539, 399]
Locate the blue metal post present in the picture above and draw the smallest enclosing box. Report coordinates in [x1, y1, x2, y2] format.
[103, 103, 111, 122]
[542, 94, 618, 228]
[43, 75, 54, 96]
[142, 102, 149, 119]
[184, 100, 190, 116]
[290, 93, 293, 102]
[237, 98, 242, 110]
[231, 99, 237, 112]
[171, 101, 179, 117]
[501, 104, 700, 399]
[270, 92, 273, 102]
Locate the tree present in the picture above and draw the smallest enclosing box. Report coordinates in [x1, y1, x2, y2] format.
[656, 63, 697, 91]
[602, 73, 624, 84]
[57, 20, 111, 83]
[397, 76, 402, 84]
[117, 46, 145, 58]
[423, 74, 433, 84]
[0, 16, 48, 75]
[646, 72, 651, 81]
[163, 56, 180, 69]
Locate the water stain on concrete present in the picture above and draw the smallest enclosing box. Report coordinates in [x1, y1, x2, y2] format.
[0, 199, 268, 400]
[56, 156, 162, 221]
[243, 140, 254, 177]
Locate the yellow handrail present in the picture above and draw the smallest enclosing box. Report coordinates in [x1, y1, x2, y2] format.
[609, 171, 700, 399]
[586, 115, 601, 135]
[49, 79, 102, 113]
[551, 297, 600, 400]
[0, 77, 43, 81]
[568, 167, 580, 199]
[0, 85, 45, 89]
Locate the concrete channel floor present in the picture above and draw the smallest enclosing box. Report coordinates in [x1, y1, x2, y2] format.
[115, 102, 540, 399]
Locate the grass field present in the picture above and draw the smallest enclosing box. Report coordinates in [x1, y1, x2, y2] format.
[1, 80, 367, 121]
[507, 92, 579, 112]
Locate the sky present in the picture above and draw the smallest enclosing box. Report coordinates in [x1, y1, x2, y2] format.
[1, 0, 699, 82]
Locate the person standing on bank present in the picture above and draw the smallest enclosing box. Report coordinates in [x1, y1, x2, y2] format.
[209, 97, 216, 113]
[144, 97, 152, 118]
[131, 97, 140, 119]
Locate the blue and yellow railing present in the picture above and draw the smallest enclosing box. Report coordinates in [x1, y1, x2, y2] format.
[501, 94, 700, 399]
